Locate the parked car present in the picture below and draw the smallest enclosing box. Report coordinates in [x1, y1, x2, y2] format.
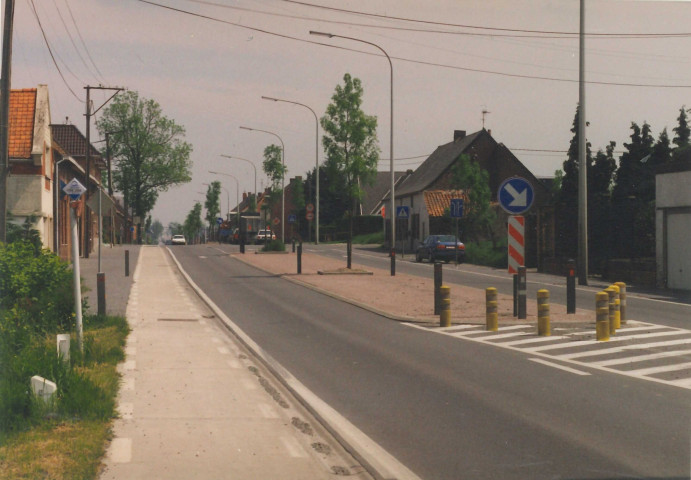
[254, 229, 276, 244]
[171, 234, 187, 245]
[415, 235, 465, 263]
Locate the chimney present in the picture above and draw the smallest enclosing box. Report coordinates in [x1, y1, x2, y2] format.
[243, 192, 247, 201]
[454, 130, 466, 142]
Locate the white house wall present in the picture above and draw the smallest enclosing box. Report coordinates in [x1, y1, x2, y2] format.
[656, 170, 691, 290]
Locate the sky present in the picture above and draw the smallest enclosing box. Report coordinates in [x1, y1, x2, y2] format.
[9, 0, 691, 228]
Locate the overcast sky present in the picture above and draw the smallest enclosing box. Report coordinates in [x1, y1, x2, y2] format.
[10, 0, 691, 228]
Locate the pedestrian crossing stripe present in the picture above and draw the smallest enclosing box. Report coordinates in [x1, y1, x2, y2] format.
[405, 320, 691, 390]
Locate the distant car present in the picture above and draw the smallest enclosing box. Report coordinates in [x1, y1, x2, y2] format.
[171, 234, 186, 245]
[254, 229, 276, 244]
[415, 235, 465, 263]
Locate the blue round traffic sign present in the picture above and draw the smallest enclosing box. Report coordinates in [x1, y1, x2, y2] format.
[498, 177, 534, 215]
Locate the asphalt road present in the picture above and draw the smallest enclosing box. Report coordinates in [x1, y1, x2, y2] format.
[172, 244, 690, 480]
[306, 243, 691, 330]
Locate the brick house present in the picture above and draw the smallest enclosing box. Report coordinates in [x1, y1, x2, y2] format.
[386, 129, 553, 267]
[7, 86, 55, 248]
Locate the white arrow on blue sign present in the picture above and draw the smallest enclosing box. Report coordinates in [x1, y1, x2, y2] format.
[450, 198, 464, 218]
[217, 217, 223, 225]
[498, 177, 534, 215]
[396, 206, 410, 219]
[62, 178, 87, 201]
[288, 214, 297, 223]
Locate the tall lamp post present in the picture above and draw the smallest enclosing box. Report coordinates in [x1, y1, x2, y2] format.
[261, 96, 320, 244]
[220, 154, 257, 212]
[239, 126, 286, 243]
[309, 30, 395, 275]
[208, 171, 240, 226]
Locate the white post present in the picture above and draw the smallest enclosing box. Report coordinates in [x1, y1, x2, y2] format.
[70, 204, 84, 352]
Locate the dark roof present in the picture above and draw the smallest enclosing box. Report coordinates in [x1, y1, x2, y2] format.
[50, 124, 104, 167]
[395, 130, 484, 197]
[361, 171, 409, 215]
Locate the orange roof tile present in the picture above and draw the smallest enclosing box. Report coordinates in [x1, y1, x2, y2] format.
[8, 89, 37, 159]
[423, 190, 467, 217]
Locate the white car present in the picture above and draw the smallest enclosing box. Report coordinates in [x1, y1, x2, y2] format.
[171, 234, 186, 245]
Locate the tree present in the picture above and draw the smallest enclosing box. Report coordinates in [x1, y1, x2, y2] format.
[150, 219, 164, 243]
[449, 154, 495, 243]
[588, 142, 616, 265]
[204, 181, 222, 240]
[96, 91, 193, 243]
[672, 106, 690, 148]
[320, 73, 379, 267]
[262, 144, 287, 229]
[183, 202, 203, 244]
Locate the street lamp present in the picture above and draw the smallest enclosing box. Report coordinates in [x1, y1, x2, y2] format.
[220, 154, 257, 212]
[261, 96, 320, 244]
[309, 30, 396, 275]
[239, 126, 286, 243]
[208, 171, 240, 226]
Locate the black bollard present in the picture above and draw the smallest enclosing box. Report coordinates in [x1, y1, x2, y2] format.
[390, 249, 396, 276]
[513, 274, 518, 317]
[125, 250, 130, 277]
[434, 262, 443, 315]
[518, 266, 527, 320]
[297, 242, 302, 274]
[566, 259, 576, 314]
[97, 272, 106, 316]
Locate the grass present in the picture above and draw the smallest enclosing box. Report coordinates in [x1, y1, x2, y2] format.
[0, 315, 128, 479]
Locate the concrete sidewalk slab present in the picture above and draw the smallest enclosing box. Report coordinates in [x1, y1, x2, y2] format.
[100, 246, 369, 480]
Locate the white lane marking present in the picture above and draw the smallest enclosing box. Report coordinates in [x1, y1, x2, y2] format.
[607, 325, 667, 334]
[525, 340, 597, 353]
[502, 335, 569, 347]
[258, 403, 279, 419]
[474, 331, 533, 341]
[670, 378, 691, 388]
[593, 350, 691, 367]
[623, 361, 691, 377]
[529, 358, 591, 376]
[280, 436, 308, 458]
[438, 324, 481, 332]
[108, 438, 132, 463]
[615, 330, 689, 341]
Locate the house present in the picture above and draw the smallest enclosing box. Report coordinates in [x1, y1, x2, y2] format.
[386, 129, 552, 267]
[7, 86, 55, 248]
[51, 123, 106, 258]
[655, 158, 691, 290]
[361, 170, 411, 216]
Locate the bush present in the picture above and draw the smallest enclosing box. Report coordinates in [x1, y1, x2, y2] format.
[262, 239, 286, 252]
[465, 239, 507, 268]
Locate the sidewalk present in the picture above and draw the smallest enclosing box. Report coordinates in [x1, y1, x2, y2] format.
[98, 246, 370, 479]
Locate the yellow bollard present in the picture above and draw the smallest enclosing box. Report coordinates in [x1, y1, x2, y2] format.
[609, 284, 621, 330]
[439, 285, 451, 327]
[615, 282, 627, 324]
[596, 292, 610, 341]
[605, 287, 617, 335]
[486, 287, 498, 331]
[537, 289, 550, 336]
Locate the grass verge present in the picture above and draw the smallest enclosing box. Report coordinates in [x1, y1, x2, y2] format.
[0, 315, 128, 479]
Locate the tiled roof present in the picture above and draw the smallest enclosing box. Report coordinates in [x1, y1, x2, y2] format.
[9, 89, 37, 159]
[50, 124, 103, 163]
[361, 171, 409, 215]
[423, 190, 467, 217]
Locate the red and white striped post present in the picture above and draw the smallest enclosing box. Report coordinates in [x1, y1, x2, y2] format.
[508, 215, 525, 274]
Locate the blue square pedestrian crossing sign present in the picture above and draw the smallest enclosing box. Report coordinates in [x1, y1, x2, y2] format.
[396, 206, 410, 219]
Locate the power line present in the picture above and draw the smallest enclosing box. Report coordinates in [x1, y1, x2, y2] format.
[27, 0, 83, 102]
[279, 0, 691, 38]
[136, 0, 691, 89]
[51, 0, 100, 83]
[63, 0, 107, 82]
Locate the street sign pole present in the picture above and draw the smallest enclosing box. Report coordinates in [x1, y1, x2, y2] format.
[64, 178, 87, 352]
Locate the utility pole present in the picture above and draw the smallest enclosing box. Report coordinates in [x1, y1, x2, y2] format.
[84, 85, 123, 258]
[577, 0, 588, 285]
[0, 0, 15, 243]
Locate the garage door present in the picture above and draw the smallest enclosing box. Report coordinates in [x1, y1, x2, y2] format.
[667, 213, 691, 290]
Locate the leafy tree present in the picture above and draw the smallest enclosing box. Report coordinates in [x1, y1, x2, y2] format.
[672, 106, 690, 148]
[183, 202, 203, 244]
[449, 154, 495, 242]
[168, 222, 183, 236]
[588, 142, 617, 265]
[96, 91, 193, 243]
[150, 219, 164, 243]
[556, 105, 591, 258]
[262, 144, 286, 227]
[320, 73, 379, 266]
[204, 181, 222, 240]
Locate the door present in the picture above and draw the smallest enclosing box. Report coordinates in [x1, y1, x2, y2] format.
[667, 212, 691, 290]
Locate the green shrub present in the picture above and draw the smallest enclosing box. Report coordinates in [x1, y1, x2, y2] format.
[352, 232, 385, 245]
[262, 239, 286, 252]
[465, 239, 508, 268]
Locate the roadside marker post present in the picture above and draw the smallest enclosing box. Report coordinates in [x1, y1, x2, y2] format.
[566, 260, 576, 314]
[517, 266, 527, 320]
[434, 262, 443, 315]
[486, 288, 498, 331]
[537, 289, 551, 336]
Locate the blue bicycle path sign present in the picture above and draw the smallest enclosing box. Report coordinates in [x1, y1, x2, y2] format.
[498, 177, 534, 215]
